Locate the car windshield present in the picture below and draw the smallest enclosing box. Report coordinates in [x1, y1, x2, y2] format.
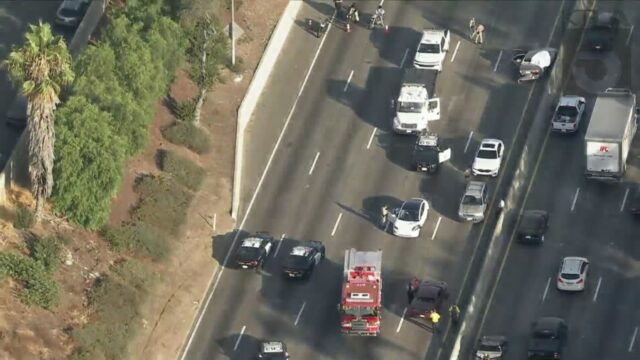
[462, 195, 482, 206]
[343, 306, 376, 316]
[398, 101, 423, 113]
[418, 43, 441, 54]
[397, 208, 419, 222]
[237, 246, 260, 259]
[477, 149, 498, 159]
[478, 344, 501, 352]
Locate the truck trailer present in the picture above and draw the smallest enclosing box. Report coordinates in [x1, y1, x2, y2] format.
[584, 88, 638, 180]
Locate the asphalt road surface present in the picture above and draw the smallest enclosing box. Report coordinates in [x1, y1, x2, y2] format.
[474, 1, 640, 359]
[182, 1, 575, 359]
[0, 1, 73, 167]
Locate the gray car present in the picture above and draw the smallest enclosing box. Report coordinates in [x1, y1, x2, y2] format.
[458, 181, 488, 223]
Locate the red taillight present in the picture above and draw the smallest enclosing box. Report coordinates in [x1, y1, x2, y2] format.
[557, 277, 564, 283]
[576, 278, 584, 284]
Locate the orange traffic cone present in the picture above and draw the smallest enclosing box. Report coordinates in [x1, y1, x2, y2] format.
[346, 23, 351, 32]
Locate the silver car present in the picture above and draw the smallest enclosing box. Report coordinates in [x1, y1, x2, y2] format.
[551, 96, 586, 133]
[458, 181, 488, 223]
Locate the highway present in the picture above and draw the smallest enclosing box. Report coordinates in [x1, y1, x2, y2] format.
[181, 1, 575, 359]
[473, 1, 640, 359]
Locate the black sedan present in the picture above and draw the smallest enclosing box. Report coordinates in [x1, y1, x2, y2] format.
[282, 240, 325, 279]
[517, 210, 549, 244]
[235, 232, 274, 269]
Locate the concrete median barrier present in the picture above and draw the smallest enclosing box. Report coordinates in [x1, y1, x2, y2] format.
[231, 0, 303, 220]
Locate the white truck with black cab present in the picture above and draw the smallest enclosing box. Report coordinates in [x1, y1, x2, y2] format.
[392, 68, 441, 135]
[584, 88, 638, 180]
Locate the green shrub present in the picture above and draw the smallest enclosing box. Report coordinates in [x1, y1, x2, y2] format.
[102, 222, 170, 262]
[30, 235, 63, 273]
[225, 0, 243, 10]
[131, 175, 193, 236]
[13, 206, 35, 230]
[0, 252, 59, 309]
[72, 259, 153, 360]
[174, 98, 197, 122]
[158, 150, 205, 191]
[161, 121, 211, 154]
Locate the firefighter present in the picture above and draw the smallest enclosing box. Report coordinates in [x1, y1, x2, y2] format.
[429, 310, 441, 332]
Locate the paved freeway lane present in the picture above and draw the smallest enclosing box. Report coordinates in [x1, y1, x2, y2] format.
[477, 1, 640, 359]
[182, 1, 570, 359]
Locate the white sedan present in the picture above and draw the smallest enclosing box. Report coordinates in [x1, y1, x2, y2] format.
[557, 257, 589, 292]
[472, 139, 505, 177]
[388, 198, 429, 238]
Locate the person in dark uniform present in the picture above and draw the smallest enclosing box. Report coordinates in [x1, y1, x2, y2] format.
[407, 277, 420, 303]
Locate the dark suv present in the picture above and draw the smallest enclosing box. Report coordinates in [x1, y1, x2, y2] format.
[585, 12, 620, 51]
[528, 317, 567, 359]
[281, 240, 325, 279]
[407, 280, 448, 319]
[517, 210, 549, 244]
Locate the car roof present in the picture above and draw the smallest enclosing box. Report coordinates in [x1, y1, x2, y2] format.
[420, 29, 445, 43]
[561, 257, 588, 274]
[417, 280, 445, 297]
[403, 198, 426, 210]
[558, 95, 583, 107]
[480, 335, 507, 346]
[595, 12, 617, 25]
[465, 181, 486, 196]
[479, 139, 501, 149]
[241, 237, 264, 248]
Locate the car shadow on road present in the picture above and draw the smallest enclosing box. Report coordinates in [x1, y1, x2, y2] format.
[215, 332, 261, 360]
[336, 195, 403, 230]
[211, 229, 251, 270]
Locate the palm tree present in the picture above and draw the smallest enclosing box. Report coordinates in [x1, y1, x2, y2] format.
[6, 22, 74, 221]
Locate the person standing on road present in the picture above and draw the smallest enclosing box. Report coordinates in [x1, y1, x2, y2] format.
[334, 0, 343, 18]
[472, 23, 485, 45]
[380, 205, 390, 228]
[374, 5, 385, 27]
[407, 277, 420, 303]
[347, 2, 360, 23]
[469, 17, 477, 38]
[429, 310, 441, 333]
[449, 304, 461, 326]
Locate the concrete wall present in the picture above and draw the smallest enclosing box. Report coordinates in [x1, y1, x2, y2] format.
[231, 0, 304, 219]
[0, 0, 106, 206]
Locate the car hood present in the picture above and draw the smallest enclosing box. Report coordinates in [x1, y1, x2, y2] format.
[394, 219, 419, 229]
[415, 52, 444, 64]
[460, 204, 484, 216]
[473, 157, 499, 170]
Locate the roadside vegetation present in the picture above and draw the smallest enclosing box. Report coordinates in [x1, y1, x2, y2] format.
[2, 0, 232, 358]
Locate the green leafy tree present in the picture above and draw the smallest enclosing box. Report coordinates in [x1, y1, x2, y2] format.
[144, 16, 187, 85]
[73, 44, 151, 155]
[52, 96, 125, 229]
[6, 22, 74, 220]
[186, 15, 228, 125]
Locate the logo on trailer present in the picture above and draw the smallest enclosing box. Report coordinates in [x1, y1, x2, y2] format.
[599, 145, 609, 153]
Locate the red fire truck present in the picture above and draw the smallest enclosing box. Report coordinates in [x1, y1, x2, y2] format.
[339, 248, 382, 336]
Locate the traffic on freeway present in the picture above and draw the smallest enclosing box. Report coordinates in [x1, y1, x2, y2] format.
[179, 0, 638, 359]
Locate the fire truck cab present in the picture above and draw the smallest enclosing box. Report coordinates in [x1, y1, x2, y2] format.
[339, 249, 382, 336]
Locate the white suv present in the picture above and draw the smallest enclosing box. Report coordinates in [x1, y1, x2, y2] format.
[557, 257, 589, 291]
[413, 29, 450, 71]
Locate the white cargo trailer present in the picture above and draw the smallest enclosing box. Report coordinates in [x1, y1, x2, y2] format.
[584, 88, 638, 180]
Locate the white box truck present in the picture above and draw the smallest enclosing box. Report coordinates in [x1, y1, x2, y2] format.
[391, 68, 441, 135]
[584, 88, 638, 180]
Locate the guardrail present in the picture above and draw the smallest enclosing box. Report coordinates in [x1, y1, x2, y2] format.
[446, 0, 597, 358]
[231, 0, 304, 219]
[0, 0, 106, 206]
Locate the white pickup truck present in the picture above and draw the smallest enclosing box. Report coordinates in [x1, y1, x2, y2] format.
[413, 29, 450, 72]
[391, 68, 441, 135]
[584, 88, 638, 180]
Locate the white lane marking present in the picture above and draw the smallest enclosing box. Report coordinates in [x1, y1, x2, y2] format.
[464, 131, 474, 153]
[593, 276, 602, 302]
[294, 301, 306, 326]
[620, 188, 630, 212]
[179, 13, 334, 359]
[400, 48, 410, 68]
[493, 50, 503, 72]
[331, 213, 343, 236]
[343, 70, 354, 92]
[450, 40, 461, 62]
[542, 277, 551, 302]
[366, 128, 377, 149]
[213, 213, 217, 232]
[396, 307, 407, 333]
[431, 216, 442, 240]
[570, 187, 580, 212]
[627, 25, 634, 46]
[273, 234, 286, 257]
[379, 0, 385, 5]
[308, 151, 320, 175]
[447, 96, 458, 115]
[629, 326, 638, 352]
[233, 325, 246, 351]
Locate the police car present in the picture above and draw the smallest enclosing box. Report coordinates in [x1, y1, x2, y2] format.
[282, 241, 325, 279]
[413, 132, 451, 173]
[234, 232, 274, 269]
[258, 340, 289, 359]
